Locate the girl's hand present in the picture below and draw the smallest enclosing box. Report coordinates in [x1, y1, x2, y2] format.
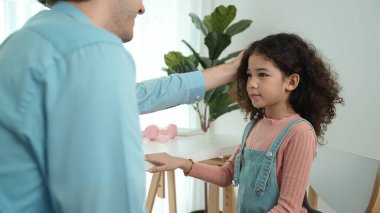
[144, 152, 191, 173]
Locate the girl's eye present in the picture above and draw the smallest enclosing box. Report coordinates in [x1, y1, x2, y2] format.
[246, 72, 252, 77]
[258, 73, 268, 77]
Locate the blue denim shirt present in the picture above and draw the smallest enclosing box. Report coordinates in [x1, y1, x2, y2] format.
[0, 2, 205, 213]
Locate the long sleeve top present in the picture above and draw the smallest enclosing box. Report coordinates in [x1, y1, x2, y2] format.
[188, 114, 317, 213]
[0, 2, 205, 213]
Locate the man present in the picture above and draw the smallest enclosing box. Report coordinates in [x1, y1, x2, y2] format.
[0, 0, 241, 212]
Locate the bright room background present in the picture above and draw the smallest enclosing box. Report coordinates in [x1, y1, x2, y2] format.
[2, 0, 380, 213]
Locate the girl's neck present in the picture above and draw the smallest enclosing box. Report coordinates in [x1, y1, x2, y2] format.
[264, 112, 296, 120]
[264, 107, 296, 120]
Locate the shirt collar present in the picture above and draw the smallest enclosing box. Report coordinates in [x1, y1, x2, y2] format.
[51, 1, 91, 24]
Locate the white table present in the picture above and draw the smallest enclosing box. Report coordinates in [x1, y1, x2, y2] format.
[143, 129, 241, 213]
[144, 129, 242, 161]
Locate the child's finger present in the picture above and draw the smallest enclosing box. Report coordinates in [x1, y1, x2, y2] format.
[145, 153, 165, 164]
[148, 165, 168, 173]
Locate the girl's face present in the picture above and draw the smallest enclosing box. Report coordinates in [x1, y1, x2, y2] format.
[246, 53, 297, 118]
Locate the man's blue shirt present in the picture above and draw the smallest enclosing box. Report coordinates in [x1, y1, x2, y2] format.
[0, 2, 205, 212]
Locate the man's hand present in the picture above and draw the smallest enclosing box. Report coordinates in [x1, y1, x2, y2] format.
[203, 50, 245, 91]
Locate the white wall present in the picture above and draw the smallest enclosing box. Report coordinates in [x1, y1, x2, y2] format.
[209, 0, 380, 161]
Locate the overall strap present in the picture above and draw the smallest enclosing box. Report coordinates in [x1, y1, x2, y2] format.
[254, 118, 305, 196]
[233, 120, 254, 186]
[241, 121, 254, 148]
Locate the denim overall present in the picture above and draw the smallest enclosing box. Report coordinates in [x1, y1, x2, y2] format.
[233, 118, 304, 213]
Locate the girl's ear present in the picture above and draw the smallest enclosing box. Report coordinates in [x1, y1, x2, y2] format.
[285, 74, 300, 92]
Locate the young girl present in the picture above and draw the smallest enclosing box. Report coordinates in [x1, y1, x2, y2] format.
[145, 33, 344, 212]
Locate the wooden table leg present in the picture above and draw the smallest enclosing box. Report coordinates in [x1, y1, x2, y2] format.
[157, 172, 165, 198]
[145, 172, 161, 213]
[202, 157, 237, 213]
[167, 170, 177, 213]
[223, 184, 236, 213]
[208, 183, 219, 213]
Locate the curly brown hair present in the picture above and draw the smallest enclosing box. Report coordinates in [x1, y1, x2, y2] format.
[237, 33, 343, 142]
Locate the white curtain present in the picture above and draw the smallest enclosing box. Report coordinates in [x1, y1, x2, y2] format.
[0, 0, 45, 42]
[0, 0, 214, 212]
[130, 0, 212, 131]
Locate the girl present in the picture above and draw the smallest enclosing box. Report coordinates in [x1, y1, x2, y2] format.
[145, 33, 344, 212]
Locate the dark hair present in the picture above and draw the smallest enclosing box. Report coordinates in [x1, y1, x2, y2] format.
[38, 0, 87, 7]
[237, 33, 344, 142]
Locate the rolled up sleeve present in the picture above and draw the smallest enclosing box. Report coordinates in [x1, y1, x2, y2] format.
[137, 71, 205, 114]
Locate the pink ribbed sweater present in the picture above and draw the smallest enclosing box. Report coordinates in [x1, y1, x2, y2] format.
[188, 114, 316, 213]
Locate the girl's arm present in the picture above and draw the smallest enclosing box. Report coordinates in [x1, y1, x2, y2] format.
[145, 152, 193, 173]
[145, 146, 240, 187]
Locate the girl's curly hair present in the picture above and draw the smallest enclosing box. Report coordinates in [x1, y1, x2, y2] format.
[237, 33, 344, 143]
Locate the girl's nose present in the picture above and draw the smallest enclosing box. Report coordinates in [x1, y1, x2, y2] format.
[247, 78, 258, 89]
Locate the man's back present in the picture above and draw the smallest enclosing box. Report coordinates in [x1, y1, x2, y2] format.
[0, 2, 145, 212]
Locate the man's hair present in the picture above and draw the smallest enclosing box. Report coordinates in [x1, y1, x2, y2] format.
[38, 0, 88, 7]
[38, 0, 57, 6]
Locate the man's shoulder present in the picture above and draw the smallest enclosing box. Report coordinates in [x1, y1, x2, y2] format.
[22, 10, 123, 55]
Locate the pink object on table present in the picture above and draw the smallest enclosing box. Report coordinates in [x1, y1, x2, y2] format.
[142, 124, 177, 142]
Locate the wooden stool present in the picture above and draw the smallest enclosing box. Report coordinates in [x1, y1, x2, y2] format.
[145, 171, 177, 213]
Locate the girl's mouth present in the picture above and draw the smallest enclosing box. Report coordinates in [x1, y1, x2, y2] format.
[249, 94, 261, 100]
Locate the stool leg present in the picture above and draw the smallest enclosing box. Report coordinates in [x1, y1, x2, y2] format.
[145, 172, 161, 213]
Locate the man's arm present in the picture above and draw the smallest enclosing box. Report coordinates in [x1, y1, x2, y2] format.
[137, 51, 243, 114]
[137, 71, 205, 114]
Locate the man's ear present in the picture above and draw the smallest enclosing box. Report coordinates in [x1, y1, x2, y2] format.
[285, 74, 300, 92]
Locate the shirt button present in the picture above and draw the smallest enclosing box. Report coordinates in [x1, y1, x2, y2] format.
[266, 151, 273, 158]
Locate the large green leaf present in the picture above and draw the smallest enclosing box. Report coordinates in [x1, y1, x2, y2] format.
[205, 32, 231, 60]
[162, 4, 252, 127]
[181, 40, 209, 69]
[172, 59, 198, 73]
[199, 57, 213, 68]
[220, 50, 242, 63]
[203, 5, 236, 33]
[204, 84, 228, 103]
[208, 82, 238, 122]
[164, 52, 198, 74]
[208, 91, 239, 122]
[225, 20, 253, 37]
[189, 13, 208, 36]
[207, 85, 228, 103]
[164, 52, 184, 69]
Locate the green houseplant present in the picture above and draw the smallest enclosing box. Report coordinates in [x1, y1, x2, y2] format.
[163, 5, 252, 132]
